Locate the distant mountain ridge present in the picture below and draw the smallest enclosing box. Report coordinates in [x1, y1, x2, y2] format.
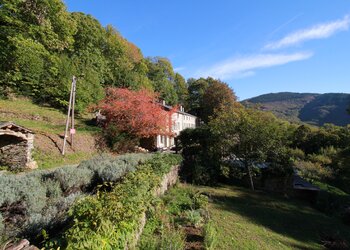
[242, 92, 350, 126]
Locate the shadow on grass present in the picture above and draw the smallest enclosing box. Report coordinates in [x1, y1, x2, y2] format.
[209, 185, 350, 247]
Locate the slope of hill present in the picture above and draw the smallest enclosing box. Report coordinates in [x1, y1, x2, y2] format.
[0, 98, 101, 169]
[242, 92, 350, 126]
[196, 184, 350, 249]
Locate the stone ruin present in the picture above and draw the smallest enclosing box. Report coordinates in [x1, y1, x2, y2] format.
[0, 122, 37, 170]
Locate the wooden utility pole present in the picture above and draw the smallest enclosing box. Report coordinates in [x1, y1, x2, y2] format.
[62, 76, 77, 155]
[71, 79, 76, 147]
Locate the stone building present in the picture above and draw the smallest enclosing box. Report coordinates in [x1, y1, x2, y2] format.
[155, 103, 197, 150]
[0, 122, 37, 170]
[140, 102, 198, 151]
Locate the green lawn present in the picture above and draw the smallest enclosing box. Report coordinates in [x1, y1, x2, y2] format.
[194, 185, 350, 250]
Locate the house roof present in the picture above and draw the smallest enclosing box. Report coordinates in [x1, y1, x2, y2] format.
[293, 175, 320, 191]
[160, 104, 197, 118]
[0, 121, 34, 134]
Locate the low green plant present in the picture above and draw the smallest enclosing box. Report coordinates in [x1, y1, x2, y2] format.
[163, 187, 208, 217]
[0, 166, 9, 171]
[183, 209, 203, 227]
[52, 166, 94, 192]
[0, 153, 165, 241]
[159, 228, 186, 250]
[203, 220, 217, 250]
[58, 154, 181, 249]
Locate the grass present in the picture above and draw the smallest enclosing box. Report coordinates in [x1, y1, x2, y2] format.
[0, 98, 101, 134]
[313, 181, 349, 197]
[0, 98, 102, 169]
[194, 185, 350, 250]
[32, 150, 93, 170]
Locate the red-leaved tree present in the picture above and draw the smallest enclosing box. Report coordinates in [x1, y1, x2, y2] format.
[99, 88, 175, 139]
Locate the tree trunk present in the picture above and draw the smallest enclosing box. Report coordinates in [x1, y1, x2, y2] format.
[247, 164, 255, 191]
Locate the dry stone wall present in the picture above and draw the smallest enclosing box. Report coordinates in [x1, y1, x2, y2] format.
[127, 165, 180, 249]
[0, 135, 28, 170]
[0, 132, 37, 170]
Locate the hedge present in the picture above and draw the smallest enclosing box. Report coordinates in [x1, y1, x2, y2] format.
[46, 153, 182, 249]
[0, 153, 154, 240]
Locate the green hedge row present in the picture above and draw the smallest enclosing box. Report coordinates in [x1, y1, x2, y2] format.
[0, 153, 154, 240]
[46, 153, 182, 249]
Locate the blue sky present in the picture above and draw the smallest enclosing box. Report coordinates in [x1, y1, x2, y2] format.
[64, 0, 350, 100]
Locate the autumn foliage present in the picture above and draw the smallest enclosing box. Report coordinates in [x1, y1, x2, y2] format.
[99, 88, 175, 139]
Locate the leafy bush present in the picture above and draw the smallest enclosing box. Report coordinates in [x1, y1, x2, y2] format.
[178, 127, 221, 185]
[52, 166, 94, 192]
[56, 154, 181, 249]
[183, 209, 203, 227]
[307, 154, 332, 165]
[0, 153, 158, 240]
[138, 185, 208, 250]
[295, 160, 332, 182]
[289, 148, 305, 161]
[163, 187, 208, 216]
[77, 153, 153, 183]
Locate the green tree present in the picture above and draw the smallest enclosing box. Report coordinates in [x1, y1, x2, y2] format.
[102, 25, 152, 90]
[187, 78, 209, 117]
[174, 73, 188, 106]
[146, 57, 178, 105]
[178, 126, 221, 184]
[201, 78, 239, 123]
[0, 0, 76, 97]
[210, 108, 287, 190]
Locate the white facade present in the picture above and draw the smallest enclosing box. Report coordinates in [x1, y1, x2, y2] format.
[156, 106, 197, 150]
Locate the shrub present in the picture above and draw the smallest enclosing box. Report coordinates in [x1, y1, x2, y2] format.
[295, 161, 332, 182]
[52, 166, 94, 193]
[183, 209, 203, 227]
[138, 184, 209, 250]
[0, 153, 164, 241]
[289, 148, 305, 161]
[163, 187, 207, 216]
[178, 127, 221, 185]
[307, 154, 332, 165]
[77, 153, 153, 183]
[60, 154, 181, 249]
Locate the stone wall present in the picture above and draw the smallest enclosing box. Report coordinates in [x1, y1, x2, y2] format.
[127, 165, 180, 249]
[0, 133, 36, 171]
[0, 135, 28, 170]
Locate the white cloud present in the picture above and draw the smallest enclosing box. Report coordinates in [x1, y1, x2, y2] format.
[174, 67, 185, 72]
[195, 52, 313, 80]
[264, 15, 350, 50]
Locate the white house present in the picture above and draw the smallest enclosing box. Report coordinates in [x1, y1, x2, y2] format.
[155, 103, 197, 150]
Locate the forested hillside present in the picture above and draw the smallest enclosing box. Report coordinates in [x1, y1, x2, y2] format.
[0, 0, 188, 111]
[243, 92, 350, 126]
